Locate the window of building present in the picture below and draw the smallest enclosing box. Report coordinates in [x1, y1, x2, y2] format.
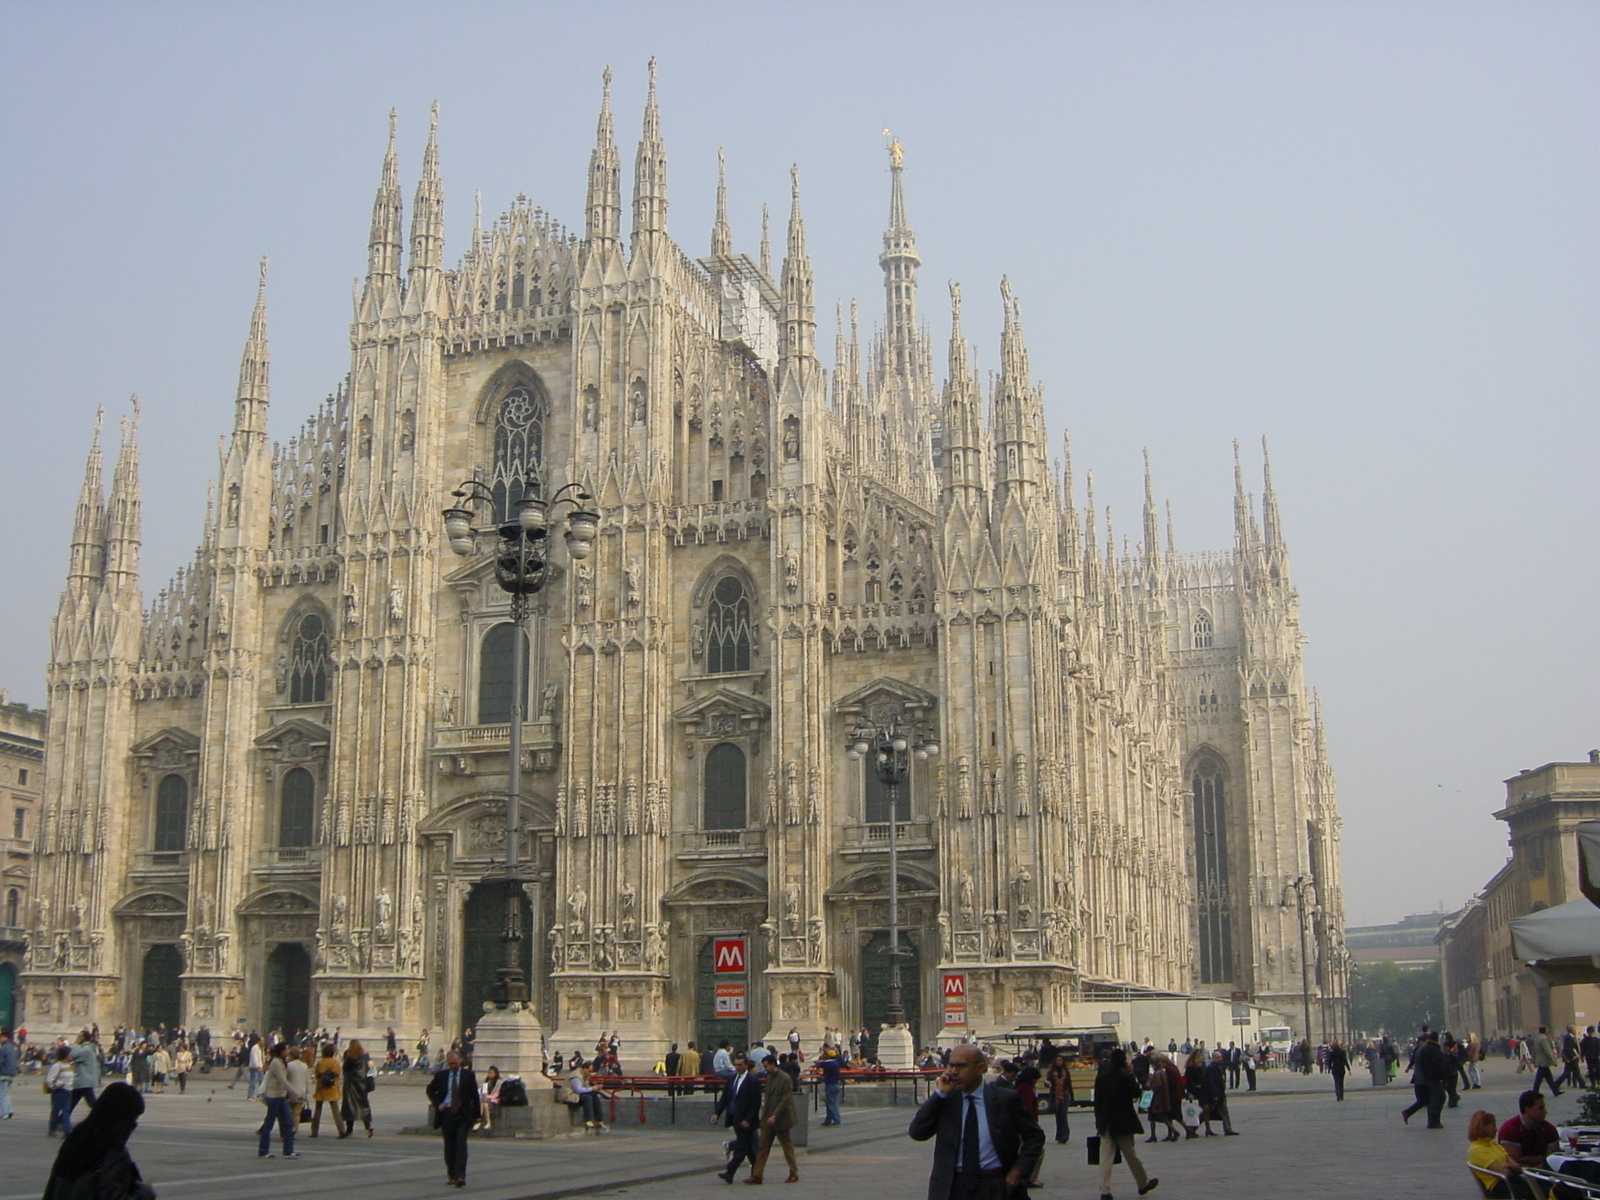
[4, 889, 16, 927]
[288, 613, 329, 704]
[17, 768, 27, 786]
[1192, 755, 1232, 983]
[864, 758, 911, 824]
[706, 576, 752, 674]
[279, 767, 315, 848]
[489, 384, 546, 522]
[703, 743, 747, 830]
[154, 774, 188, 853]
[478, 622, 530, 725]
[12, 807, 23, 839]
[1193, 612, 1213, 649]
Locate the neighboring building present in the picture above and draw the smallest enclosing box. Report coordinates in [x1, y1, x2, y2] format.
[24, 69, 1348, 1052]
[1436, 754, 1600, 1038]
[1347, 911, 1449, 970]
[0, 692, 45, 1030]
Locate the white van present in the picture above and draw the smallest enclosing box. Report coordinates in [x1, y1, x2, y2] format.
[1260, 1026, 1293, 1055]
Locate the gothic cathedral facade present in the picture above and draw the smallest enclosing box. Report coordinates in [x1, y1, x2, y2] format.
[25, 67, 1348, 1054]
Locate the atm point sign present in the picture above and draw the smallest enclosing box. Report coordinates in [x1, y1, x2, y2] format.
[713, 938, 747, 974]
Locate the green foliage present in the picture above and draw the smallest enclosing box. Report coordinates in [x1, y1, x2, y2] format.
[1575, 1086, 1600, 1126]
[1350, 961, 1443, 1036]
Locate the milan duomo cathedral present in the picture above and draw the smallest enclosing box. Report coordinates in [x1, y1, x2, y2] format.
[24, 64, 1348, 1057]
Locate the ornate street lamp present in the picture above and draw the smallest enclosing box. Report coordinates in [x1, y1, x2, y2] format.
[442, 480, 597, 1008]
[846, 723, 938, 1041]
[1282, 874, 1319, 1047]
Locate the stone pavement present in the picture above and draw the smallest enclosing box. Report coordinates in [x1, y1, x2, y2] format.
[0, 1058, 1577, 1199]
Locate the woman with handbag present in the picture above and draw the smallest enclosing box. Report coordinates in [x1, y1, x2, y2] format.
[477, 1066, 502, 1132]
[1144, 1053, 1181, 1143]
[339, 1039, 374, 1138]
[42, 1081, 153, 1200]
[311, 1043, 347, 1137]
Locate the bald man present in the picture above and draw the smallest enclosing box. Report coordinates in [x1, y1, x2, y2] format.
[909, 1044, 1044, 1200]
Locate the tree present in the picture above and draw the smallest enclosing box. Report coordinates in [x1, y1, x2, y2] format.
[1350, 961, 1442, 1036]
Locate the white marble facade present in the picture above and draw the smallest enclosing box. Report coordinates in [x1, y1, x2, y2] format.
[24, 68, 1347, 1055]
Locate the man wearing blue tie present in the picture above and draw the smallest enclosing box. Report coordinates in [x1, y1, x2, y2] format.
[909, 1044, 1043, 1200]
[426, 1049, 482, 1188]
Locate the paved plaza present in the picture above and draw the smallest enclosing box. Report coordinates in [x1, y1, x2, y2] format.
[0, 1058, 1571, 1200]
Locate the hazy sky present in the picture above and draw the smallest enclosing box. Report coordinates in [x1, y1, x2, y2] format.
[2, 2, 1596, 926]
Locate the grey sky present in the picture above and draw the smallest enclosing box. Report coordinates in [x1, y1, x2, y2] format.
[2, 2, 1595, 925]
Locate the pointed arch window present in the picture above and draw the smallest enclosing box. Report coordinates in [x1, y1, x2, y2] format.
[703, 742, 747, 830]
[706, 576, 752, 674]
[154, 774, 188, 852]
[279, 767, 316, 848]
[478, 622, 530, 725]
[1193, 611, 1214, 649]
[1192, 754, 1232, 984]
[288, 613, 329, 704]
[490, 383, 547, 522]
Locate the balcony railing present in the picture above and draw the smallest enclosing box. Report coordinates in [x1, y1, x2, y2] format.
[676, 828, 767, 859]
[261, 846, 321, 867]
[135, 850, 187, 871]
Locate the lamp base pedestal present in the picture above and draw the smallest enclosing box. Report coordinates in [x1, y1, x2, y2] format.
[470, 1002, 545, 1077]
[876, 1023, 916, 1069]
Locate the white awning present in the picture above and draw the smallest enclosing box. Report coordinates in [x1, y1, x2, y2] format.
[1511, 897, 1600, 986]
[1579, 820, 1600, 908]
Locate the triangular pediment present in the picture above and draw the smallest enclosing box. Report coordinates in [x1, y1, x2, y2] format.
[130, 726, 201, 758]
[254, 717, 330, 750]
[834, 676, 937, 718]
[671, 687, 771, 727]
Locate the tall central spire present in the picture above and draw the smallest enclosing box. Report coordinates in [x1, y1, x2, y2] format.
[710, 146, 731, 259]
[879, 134, 921, 375]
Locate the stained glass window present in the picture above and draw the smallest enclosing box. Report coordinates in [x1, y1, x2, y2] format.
[1193, 755, 1232, 984]
[490, 385, 546, 522]
[706, 576, 752, 674]
[289, 613, 329, 704]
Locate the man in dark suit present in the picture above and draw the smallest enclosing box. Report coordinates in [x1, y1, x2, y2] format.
[711, 1052, 762, 1183]
[426, 1049, 482, 1188]
[909, 1044, 1044, 1200]
[665, 1043, 682, 1096]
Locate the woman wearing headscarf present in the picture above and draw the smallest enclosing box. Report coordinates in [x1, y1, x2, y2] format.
[339, 1039, 374, 1138]
[41, 1080, 153, 1200]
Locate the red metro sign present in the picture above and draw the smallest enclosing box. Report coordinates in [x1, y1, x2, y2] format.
[713, 938, 747, 974]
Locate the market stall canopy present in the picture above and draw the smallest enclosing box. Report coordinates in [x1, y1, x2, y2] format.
[1578, 820, 1600, 909]
[1511, 897, 1600, 987]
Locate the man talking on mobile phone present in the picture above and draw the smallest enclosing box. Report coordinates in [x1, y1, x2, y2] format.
[909, 1044, 1044, 1200]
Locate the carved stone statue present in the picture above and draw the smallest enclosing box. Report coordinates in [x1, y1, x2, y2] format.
[548, 925, 566, 971]
[330, 893, 348, 937]
[567, 887, 588, 938]
[343, 591, 358, 627]
[439, 689, 458, 726]
[388, 586, 404, 624]
[625, 559, 642, 607]
[958, 870, 975, 923]
[540, 681, 560, 719]
[374, 889, 393, 939]
[806, 917, 824, 966]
